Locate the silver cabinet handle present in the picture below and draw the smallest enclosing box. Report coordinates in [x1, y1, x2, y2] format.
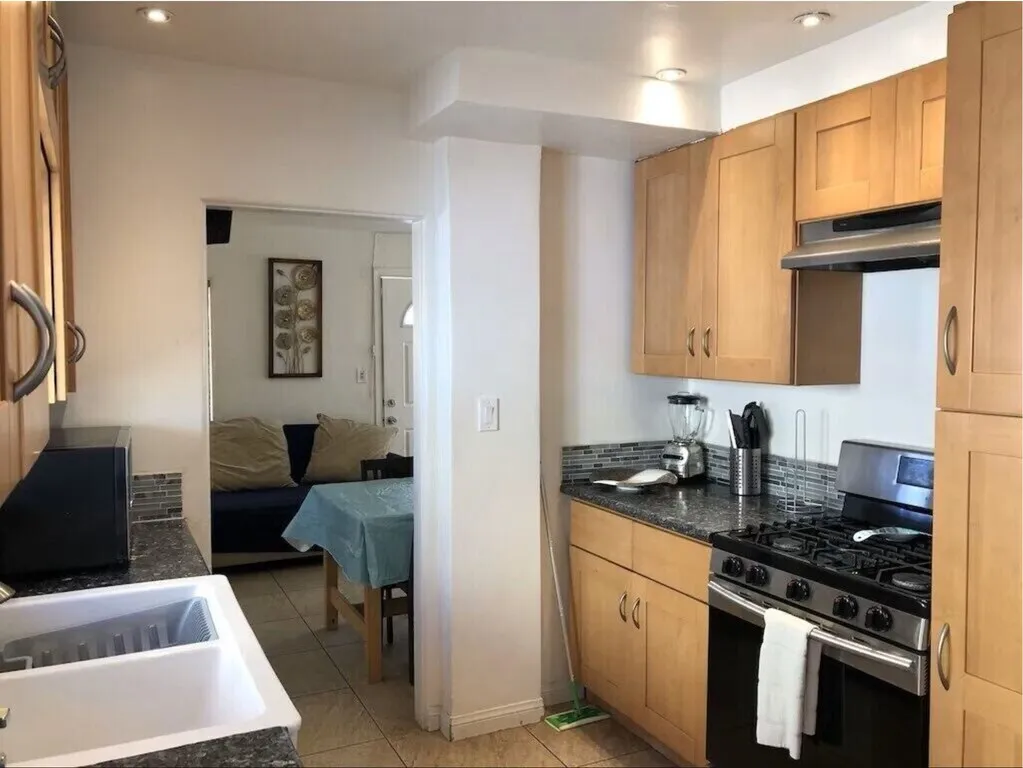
[702, 327, 711, 357]
[707, 581, 914, 672]
[385, 416, 397, 425]
[936, 623, 951, 691]
[66, 321, 79, 362]
[70, 322, 86, 363]
[687, 328, 695, 357]
[385, 398, 396, 408]
[46, 15, 67, 89]
[942, 306, 958, 376]
[631, 598, 641, 629]
[10, 282, 55, 402]
[618, 592, 627, 622]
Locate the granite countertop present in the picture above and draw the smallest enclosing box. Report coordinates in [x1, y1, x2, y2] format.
[562, 480, 803, 542]
[10, 519, 209, 597]
[7, 520, 302, 768]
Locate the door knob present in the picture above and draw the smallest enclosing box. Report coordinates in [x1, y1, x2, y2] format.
[386, 398, 397, 408]
[385, 416, 398, 425]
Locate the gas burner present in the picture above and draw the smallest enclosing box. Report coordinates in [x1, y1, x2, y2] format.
[891, 572, 930, 593]
[812, 549, 858, 569]
[770, 536, 803, 553]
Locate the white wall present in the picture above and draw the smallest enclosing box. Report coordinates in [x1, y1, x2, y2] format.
[207, 210, 410, 424]
[696, 1, 953, 464]
[539, 150, 680, 702]
[63, 44, 430, 561]
[434, 138, 543, 733]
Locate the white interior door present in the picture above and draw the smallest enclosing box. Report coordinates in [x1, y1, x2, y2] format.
[381, 276, 414, 456]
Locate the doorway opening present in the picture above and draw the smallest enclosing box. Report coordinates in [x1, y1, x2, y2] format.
[202, 203, 429, 747]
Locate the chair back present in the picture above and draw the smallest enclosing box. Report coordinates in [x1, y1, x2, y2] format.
[361, 454, 414, 481]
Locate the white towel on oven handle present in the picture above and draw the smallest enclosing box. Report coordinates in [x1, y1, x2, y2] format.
[755, 607, 823, 759]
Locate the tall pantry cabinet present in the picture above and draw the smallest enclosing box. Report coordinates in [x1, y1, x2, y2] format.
[930, 3, 1023, 767]
[0, 1, 76, 505]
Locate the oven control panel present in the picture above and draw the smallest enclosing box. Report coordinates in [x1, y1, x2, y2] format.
[709, 549, 929, 652]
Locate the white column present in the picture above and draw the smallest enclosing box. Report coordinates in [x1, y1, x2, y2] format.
[424, 137, 543, 739]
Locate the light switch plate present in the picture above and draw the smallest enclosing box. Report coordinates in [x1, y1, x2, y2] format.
[477, 396, 499, 432]
[356, 368, 368, 384]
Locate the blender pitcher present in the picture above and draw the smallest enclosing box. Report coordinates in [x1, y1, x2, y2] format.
[662, 393, 707, 479]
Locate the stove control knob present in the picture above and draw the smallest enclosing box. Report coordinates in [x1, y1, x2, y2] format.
[864, 606, 893, 632]
[722, 556, 745, 578]
[745, 565, 770, 587]
[832, 595, 859, 620]
[785, 579, 811, 601]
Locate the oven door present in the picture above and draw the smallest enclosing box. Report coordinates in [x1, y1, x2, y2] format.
[707, 578, 929, 768]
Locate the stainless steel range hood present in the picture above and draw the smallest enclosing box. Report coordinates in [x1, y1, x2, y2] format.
[782, 203, 941, 272]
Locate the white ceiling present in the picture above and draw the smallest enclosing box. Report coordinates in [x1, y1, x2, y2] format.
[60, 1, 918, 91]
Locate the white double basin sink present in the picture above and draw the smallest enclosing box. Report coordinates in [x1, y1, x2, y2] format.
[0, 576, 299, 766]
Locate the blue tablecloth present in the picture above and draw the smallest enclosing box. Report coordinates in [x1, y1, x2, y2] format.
[282, 478, 413, 589]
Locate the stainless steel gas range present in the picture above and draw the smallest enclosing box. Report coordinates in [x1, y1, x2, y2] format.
[706, 440, 934, 768]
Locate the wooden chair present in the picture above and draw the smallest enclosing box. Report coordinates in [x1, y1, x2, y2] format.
[360, 454, 414, 684]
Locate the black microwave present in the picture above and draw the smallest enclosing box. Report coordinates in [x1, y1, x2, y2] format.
[0, 427, 131, 578]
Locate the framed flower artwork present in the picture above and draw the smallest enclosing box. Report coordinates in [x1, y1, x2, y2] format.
[268, 258, 323, 377]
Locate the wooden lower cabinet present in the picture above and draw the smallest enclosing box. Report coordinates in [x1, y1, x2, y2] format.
[571, 536, 709, 767]
[570, 546, 637, 712]
[930, 410, 1022, 767]
[633, 574, 708, 766]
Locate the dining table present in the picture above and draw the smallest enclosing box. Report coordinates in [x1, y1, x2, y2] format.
[282, 476, 413, 683]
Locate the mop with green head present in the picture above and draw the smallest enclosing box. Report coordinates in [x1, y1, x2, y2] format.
[541, 465, 611, 732]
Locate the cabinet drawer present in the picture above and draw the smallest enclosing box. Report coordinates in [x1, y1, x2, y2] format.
[632, 522, 710, 602]
[570, 502, 634, 569]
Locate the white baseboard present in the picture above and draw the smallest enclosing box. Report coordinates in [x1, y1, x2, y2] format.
[542, 680, 575, 708]
[421, 703, 442, 732]
[446, 697, 546, 741]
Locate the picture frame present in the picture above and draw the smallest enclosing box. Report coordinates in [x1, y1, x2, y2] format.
[268, 257, 323, 378]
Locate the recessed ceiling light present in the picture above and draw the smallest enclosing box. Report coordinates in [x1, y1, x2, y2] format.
[137, 7, 173, 23]
[794, 11, 831, 28]
[655, 68, 687, 82]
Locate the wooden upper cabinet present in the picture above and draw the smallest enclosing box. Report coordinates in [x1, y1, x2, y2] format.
[701, 114, 796, 384]
[937, 1, 1022, 417]
[1, 2, 51, 481]
[931, 410, 1022, 767]
[795, 79, 897, 221]
[894, 59, 947, 205]
[632, 146, 701, 378]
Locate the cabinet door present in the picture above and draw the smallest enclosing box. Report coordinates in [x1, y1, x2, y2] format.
[701, 114, 795, 384]
[56, 65, 75, 392]
[795, 79, 896, 220]
[632, 146, 700, 377]
[570, 546, 639, 712]
[937, 2, 1022, 417]
[894, 59, 946, 205]
[36, 99, 67, 402]
[931, 411, 1022, 767]
[632, 575, 707, 767]
[0, 2, 49, 480]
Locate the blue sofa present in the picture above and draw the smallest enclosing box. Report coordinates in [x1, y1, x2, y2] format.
[211, 423, 320, 555]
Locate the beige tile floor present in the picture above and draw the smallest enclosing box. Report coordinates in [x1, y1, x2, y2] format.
[230, 562, 677, 768]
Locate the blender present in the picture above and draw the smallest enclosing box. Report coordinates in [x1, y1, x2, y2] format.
[662, 393, 706, 479]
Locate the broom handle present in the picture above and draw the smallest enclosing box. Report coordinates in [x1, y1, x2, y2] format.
[541, 463, 577, 686]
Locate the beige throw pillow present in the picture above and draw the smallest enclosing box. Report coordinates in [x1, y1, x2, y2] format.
[303, 415, 398, 483]
[210, 418, 296, 492]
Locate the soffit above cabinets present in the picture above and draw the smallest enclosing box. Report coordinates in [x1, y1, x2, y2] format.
[59, 1, 918, 91]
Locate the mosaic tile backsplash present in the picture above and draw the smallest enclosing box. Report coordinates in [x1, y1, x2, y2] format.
[131, 472, 183, 521]
[562, 441, 842, 509]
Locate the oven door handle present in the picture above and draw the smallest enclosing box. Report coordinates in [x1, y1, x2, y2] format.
[708, 580, 914, 672]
